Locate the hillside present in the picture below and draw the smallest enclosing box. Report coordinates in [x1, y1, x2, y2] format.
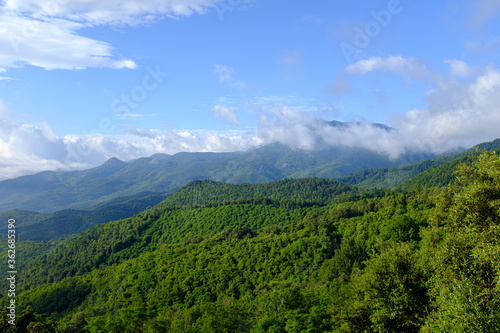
[0, 192, 169, 241]
[338, 138, 500, 188]
[1, 152, 500, 332]
[9, 178, 364, 289]
[158, 178, 359, 209]
[0, 178, 357, 244]
[2, 138, 494, 243]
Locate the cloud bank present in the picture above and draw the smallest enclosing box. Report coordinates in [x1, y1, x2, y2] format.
[0, 116, 263, 181]
[1, 57, 500, 181]
[346, 56, 500, 152]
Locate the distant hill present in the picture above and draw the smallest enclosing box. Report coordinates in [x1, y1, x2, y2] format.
[7, 138, 499, 242]
[0, 138, 423, 213]
[158, 177, 359, 209]
[338, 138, 500, 188]
[4, 126, 496, 215]
[0, 178, 358, 242]
[0, 192, 169, 241]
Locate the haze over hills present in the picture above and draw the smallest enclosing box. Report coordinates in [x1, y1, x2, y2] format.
[0, 136, 495, 243]
[0, 120, 446, 214]
[0, 191, 169, 241]
[339, 138, 500, 188]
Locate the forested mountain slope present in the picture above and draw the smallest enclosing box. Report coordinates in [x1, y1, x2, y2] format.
[157, 178, 360, 209]
[2, 152, 499, 331]
[2, 181, 423, 331]
[338, 138, 500, 188]
[8, 178, 369, 290]
[0, 137, 434, 213]
[0, 192, 169, 241]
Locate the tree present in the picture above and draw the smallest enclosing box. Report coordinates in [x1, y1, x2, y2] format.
[421, 151, 500, 332]
[341, 241, 428, 332]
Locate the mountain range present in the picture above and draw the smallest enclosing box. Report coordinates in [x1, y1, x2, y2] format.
[0, 138, 426, 214]
[2, 131, 499, 243]
[2, 147, 499, 331]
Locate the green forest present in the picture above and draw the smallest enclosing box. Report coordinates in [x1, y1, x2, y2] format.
[1, 151, 499, 332]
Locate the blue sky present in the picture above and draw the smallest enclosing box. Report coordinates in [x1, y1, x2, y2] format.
[1, 0, 500, 179]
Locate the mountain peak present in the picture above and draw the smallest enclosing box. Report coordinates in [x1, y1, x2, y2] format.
[103, 157, 127, 167]
[80, 157, 127, 179]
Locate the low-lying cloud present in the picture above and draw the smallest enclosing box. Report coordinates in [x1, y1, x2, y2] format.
[1, 57, 500, 181]
[0, 115, 264, 180]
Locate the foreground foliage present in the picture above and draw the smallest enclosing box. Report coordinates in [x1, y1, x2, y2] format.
[1, 152, 500, 332]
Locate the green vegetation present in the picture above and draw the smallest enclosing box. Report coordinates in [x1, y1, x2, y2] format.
[0, 141, 415, 214]
[0, 192, 168, 241]
[338, 138, 500, 188]
[1, 149, 500, 332]
[0, 239, 62, 275]
[158, 178, 358, 209]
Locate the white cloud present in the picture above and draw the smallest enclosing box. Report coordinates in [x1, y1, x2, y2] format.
[123, 127, 262, 153]
[0, 113, 262, 180]
[346, 56, 500, 154]
[2, 0, 223, 25]
[254, 105, 405, 156]
[213, 64, 247, 88]
[445, 59, 476, 78]
[254, 58, 500, 158]
[2, 57, 500, 181]
[257, 106, 324, 151]
[214, 64, 233, 82]
[0, 14, 137, 72]
[408, 68, 500, 147]
[211, 105, 239, 126]
[0, 0, 225, 72]
[346, 56, 435, 83]
[0, 117, 84, 180]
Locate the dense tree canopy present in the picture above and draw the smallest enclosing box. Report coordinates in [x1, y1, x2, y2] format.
[1, 152, 500, 332]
